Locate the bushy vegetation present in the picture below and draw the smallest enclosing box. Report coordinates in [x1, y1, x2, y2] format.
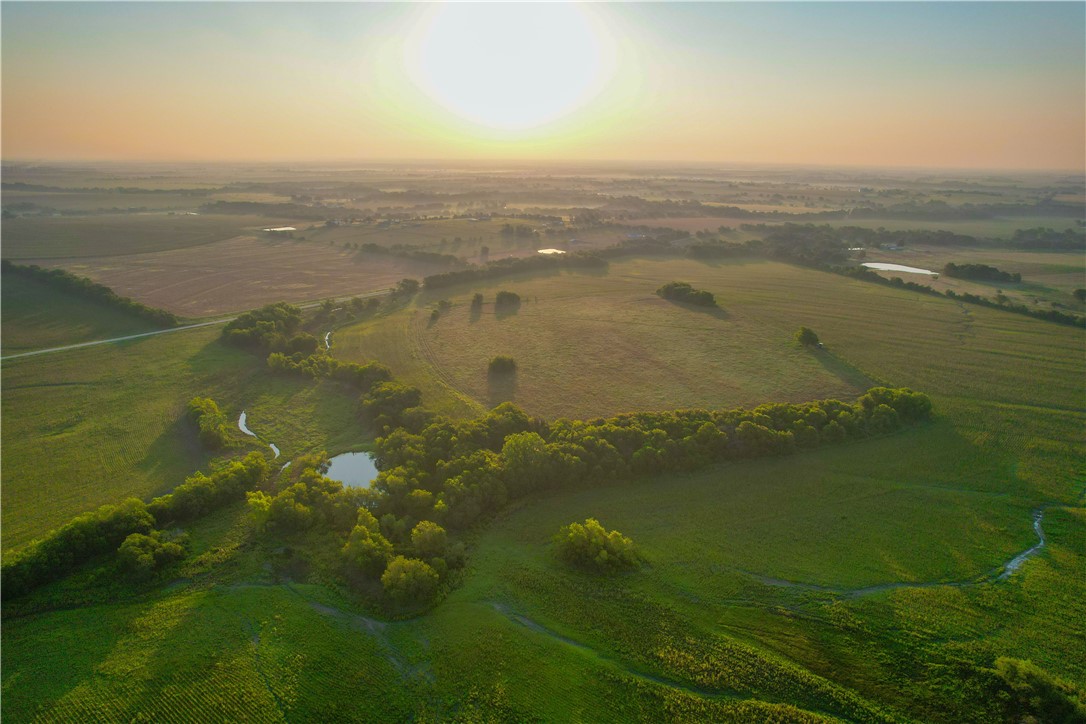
[488, 356, 517, 376]
[553, 518, 639, 572]
[381, 556, 440, 604]
[117, 530, 187, 580]
[361, 388, 933, 541]
[656, 280, 716, 307]
[494, 290, 521, 311]
[222, 302, 306, 351]
[0, 260, 179, 327]
[942, 262, 1021, 283]
[187, 396, 231, 449]
[795, 327, 820, 347]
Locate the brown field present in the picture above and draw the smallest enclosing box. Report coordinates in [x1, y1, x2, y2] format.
[27, 235, 452, 317]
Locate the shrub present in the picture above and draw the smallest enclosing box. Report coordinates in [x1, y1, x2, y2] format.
[553, 518, 640, 573]
[117, 530, 187, 580]
[342, 509, 394, 577]
[410, 520, 447, 559]
[795, 327, 820, 346]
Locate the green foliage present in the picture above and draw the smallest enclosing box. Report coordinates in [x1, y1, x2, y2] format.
[1, 498, 155, 599]
[656, 280, 716, 307]
[553, 518, 639, 572]
[488, 355, 517, 376]
[942, 262, 1021, 283]
[117, 530, 187, 580]
[148, 452, 269, 525]
[380, 555, 439, 604]
[222, 302, 304, 352]
[247, 455, 366, 535]
[410, 520, 447, 559]
[342, 509, 394, 577]
[470, 292, 484, 310]
[0, 260, 179, 327]
[187, 396, 231, 449]
[361, 381, 423, 429]
[495, 290, 521, 311]
[796, 326, 820, 346]
[267, 350, 392, 393]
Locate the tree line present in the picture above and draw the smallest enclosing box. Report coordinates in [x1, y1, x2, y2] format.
[1, 453, 269, 600]
[941, 262, 1021, 283]
[2, 260, 179, 327]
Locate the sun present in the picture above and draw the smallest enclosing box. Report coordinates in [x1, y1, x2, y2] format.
[406, 3, 615, 132]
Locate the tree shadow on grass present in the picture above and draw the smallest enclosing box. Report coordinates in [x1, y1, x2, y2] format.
[487, 372, 517, 407]
[806, 347, 881, 390]
[660, 298, 731, 321]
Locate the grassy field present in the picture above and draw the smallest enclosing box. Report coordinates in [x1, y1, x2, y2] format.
[1, 270, 159, 352]
[857, 245, 1086, 310]
[1, 213, 294, 259]
[1, 324, 368, 552]
[3, 254, 1083, 721]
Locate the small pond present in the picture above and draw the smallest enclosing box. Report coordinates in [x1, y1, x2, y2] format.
[537, 248, 566, 255]
[862, 262, 936, 275]
[326, 452, 379, 488]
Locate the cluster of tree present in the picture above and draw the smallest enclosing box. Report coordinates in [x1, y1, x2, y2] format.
[488, 356, 517, 376]
[756, 224, 851, 266]
[267, 351, 392, 392]
[656, 281, 716, 307]
[187, 397, 231, 449]
[494, 291, 521, 312]
[222, 302, 311, 352]
[355, 242, 463, 267]
[500, 223, 537, 238]
[942, 263, 1021, 283]
[1, 261, 179, 327]
[1, 452, 270, 600]
[118, 530, 188, 580]
[553, 518, 639, 573]
[359, 389, 932, 547]
[198, 200, 334, 219]
[1010, 226, 1085, 250]
[422, 252, 607, 290]
[390, 278, 420, 299]
[246, 455, 464, 607]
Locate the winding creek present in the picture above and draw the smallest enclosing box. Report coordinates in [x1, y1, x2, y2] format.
[237, 411, 280, 459]
[750, 506, 1051, 597]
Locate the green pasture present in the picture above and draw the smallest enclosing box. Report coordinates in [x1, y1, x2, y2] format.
[2, 255, 1083, 721]
[1, 326, 366, 552]
[0, 213, 291, 259]
[1, 270, 158, 352]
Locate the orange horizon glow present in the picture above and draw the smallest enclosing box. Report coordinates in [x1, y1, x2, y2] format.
[2, 3, 1083, 172]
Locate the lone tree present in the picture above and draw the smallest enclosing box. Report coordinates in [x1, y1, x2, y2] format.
[795, 327, 820, 347]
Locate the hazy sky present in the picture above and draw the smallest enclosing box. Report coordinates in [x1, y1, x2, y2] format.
[3, 2, 1083, 170]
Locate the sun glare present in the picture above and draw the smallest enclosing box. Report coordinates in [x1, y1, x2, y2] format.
[406, 3, 614, 132]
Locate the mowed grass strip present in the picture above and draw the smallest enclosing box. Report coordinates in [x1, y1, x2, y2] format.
[1, 270, 159, 352]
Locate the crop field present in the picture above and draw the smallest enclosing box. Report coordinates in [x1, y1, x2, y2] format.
[27, 236, 451, 318]
[1, 213, 295, 259]
[1, 270, 158, 352]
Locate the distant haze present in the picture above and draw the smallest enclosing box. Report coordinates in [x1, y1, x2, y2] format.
[2, 2, 1083, 171]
